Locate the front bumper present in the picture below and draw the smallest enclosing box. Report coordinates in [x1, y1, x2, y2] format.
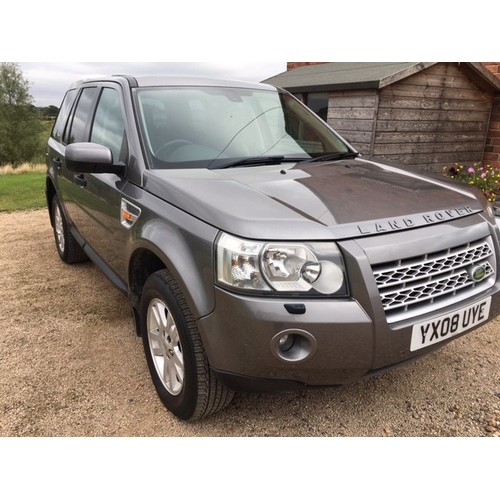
[197, 216, 500, 392]
[199, 285, 500, 391]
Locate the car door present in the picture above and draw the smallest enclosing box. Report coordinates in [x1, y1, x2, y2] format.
[52, 86, 99, 229]
[47, 87, 78, 165]
[63, 85, 131, 284]
[47, 86, 81, 216]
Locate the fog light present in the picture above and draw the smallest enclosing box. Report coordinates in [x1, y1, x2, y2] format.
[278, 334, 295, 352]
[271, 329, 317, 362]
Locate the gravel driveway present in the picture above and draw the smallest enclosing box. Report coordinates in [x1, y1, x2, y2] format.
[1, 209, 499, 437]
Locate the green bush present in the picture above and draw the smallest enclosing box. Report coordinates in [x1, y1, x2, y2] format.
[0, 62, 47, 167]
[31, 119, 54, 164]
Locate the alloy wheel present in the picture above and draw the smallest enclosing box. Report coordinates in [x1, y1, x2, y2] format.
[147, 298, 184, 396]
[54, 204, 65, 254]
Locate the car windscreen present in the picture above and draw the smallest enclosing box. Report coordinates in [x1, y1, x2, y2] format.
[133, 86, 352, 169]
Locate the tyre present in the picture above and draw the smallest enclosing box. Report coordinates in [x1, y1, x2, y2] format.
[51, 195, 88, 264]
[140, 269, 234, 420]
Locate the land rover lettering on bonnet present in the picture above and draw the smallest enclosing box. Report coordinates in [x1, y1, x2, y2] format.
[46, 75, 500, 420]
[357, 206, 475, 235]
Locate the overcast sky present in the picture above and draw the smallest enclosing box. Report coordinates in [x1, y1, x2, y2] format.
[18, 62, 287, 107]
[6, 0, 494, 109]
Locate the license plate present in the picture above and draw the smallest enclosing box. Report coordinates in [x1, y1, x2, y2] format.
[410, 297, 491, 352]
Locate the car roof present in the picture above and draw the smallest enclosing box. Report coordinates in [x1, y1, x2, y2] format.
[69, 75, 276, 92]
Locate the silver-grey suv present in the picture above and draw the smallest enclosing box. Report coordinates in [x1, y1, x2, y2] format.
[46, 75, 500, 420]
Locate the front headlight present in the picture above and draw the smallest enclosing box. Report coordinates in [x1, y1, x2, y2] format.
[216, 233, 348, 296]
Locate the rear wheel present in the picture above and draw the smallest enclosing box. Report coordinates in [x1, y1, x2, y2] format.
[140, 269, 234, 420]
[51, 195, 88, 264]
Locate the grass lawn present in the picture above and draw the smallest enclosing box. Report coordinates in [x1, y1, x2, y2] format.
[0, 172, 46, 211]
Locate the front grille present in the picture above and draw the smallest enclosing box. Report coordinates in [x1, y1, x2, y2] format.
[371, 237, 496, 323]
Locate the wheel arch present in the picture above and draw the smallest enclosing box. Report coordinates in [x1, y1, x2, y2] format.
[128, 246, 165, 308]
[128, 239, 216, 336]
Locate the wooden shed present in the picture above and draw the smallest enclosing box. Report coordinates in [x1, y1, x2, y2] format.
[263, 62, 500, 173]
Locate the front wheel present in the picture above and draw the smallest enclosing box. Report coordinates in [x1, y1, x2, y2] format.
[140, 269, 234, 420]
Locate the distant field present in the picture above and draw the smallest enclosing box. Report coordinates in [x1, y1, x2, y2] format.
[0, 168, 46, 211]
[0, 163, 46, 175]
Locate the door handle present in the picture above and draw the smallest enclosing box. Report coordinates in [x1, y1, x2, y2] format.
[53, 158, 62, 170]
[74, 174, 87, 188]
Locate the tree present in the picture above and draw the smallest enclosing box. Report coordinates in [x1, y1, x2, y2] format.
[0, 62, 44, 167]
[44, 105, 59, 119]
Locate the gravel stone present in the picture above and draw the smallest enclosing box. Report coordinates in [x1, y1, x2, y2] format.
[1, 209, 499, 437]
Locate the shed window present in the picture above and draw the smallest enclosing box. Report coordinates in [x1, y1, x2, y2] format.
[304, 92, 329, 121]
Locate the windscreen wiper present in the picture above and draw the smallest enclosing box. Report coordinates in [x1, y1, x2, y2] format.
[209, 155, 304, 170]
[300, 151, 359, 164]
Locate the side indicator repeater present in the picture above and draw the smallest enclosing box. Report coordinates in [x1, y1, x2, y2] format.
[120, 198, 141, 229]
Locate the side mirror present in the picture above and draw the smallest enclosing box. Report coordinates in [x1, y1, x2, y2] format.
[65, 142, 123, 174]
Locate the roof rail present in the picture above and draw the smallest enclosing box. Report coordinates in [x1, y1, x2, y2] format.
[112, 75, 138, 87]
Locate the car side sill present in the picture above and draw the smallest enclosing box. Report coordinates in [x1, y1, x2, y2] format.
[70, 226, 128, 295]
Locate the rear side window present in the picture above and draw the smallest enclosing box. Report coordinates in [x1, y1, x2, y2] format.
[51, 89, 77, 143]
[65, 87, 98, 144]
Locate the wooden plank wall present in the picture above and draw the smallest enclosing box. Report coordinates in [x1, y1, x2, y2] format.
[327, 63, 493, 173]
[374, 63, 492, 172]
[327, 89, 377, 155]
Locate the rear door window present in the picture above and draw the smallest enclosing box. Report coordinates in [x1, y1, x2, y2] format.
[51, 89, 77, 143]
[64, 87, 98, 144]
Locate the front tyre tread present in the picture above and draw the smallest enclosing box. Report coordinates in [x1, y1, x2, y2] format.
[141, 269, 234, 421]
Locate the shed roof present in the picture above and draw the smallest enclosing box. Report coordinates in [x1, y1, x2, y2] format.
[262, 62, 500, 93]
